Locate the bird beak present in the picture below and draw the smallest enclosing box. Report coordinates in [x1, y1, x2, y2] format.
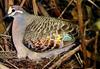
[0, 6, 14, 22]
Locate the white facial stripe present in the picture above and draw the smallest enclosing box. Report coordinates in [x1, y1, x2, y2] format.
[8, 6, 12, 14]
[16, 10, 23, 13]
[8, 6, 23, 16]
[8, 10, 23, 16]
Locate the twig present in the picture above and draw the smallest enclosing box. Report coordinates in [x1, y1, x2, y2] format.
[0, 34, 11, 38]
[75, 53, 83, 67]
[32, 0, 38, 15]
[2, 37, 9, 51]
[20, 0, 26, 7]
[0, 6, 6, 32]
[88, 0, 100, 9]
[0, 45, 4, 51]
[50, 0, 61, 17]
[4, 23, 12, 34]
[76, 0, 87, 67]
[0, 51, 16, 53]
[49, 45, 80, 69]
[58, 0, 74, 18]
[77, 53, 83, 64]
[70, 61, 74, 69]
[42, 55, 57, 69]
[94, 31, 98, 56]
[85, 38, 95, 46]
[93, 31, 99, 69]
[4, 0, 8, 12]
[38, 3, 49, 16]
[5, 60, 19, 69]
[0, 51, 16, 58]
[8, 0, 13, 6]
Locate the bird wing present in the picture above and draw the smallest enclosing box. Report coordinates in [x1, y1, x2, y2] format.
[23, 16, 77, 52]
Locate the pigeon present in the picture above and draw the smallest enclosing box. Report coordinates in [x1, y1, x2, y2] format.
[7, 5, 79, 60]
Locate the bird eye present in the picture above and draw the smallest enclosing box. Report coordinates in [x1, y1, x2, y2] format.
[12, 9, 15, 12]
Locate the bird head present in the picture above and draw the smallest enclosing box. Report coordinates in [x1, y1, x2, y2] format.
[7, 5, 24, 17]
[3, 6, 24, 22]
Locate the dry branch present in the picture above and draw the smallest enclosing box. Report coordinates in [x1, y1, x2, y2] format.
[75, 53, 83, 67]
[58, 0, 73, 18]
[76, 0, 87, 67]
[20, 0, 26, 7]
[0, 34, 11, 38]
[42, 55, 57, 69]
[0, 51, 16, 59]
[5, 60, 19, 69]
[32, 0, 38, 15]
[5, 0, 8, 12]
[50, 0, 61, 17]
[2, 37, 9, 51]
[4, 23, 12, 34]
[88, 0, 100, 9]
[0, 45, 4, 51]
[8, 0, 13, 6]
[0, 9, 6, 33]
[93, 31, 99, 68]
[38, 3, 49, 16]
[49, 45, 80, 69]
